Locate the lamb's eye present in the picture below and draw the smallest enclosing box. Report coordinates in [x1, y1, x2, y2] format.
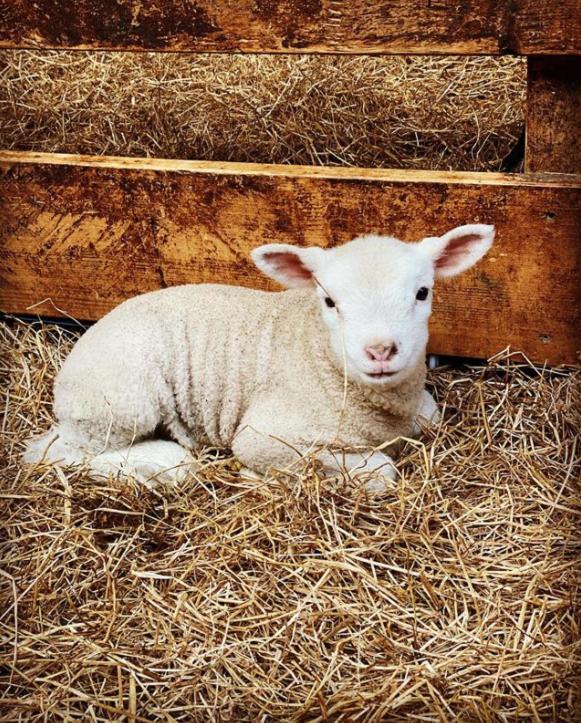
[324, 297, 336, 309]
[416, 287, 429, 301]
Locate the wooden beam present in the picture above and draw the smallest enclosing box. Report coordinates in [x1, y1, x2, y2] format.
[1, 152, 580, 365]
[512, 1, 581, 56]
[0, 0, 579, 55]
[526, 57, 581, 174]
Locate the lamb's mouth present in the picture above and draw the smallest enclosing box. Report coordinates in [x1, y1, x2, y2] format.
[365, 370, 398, 379]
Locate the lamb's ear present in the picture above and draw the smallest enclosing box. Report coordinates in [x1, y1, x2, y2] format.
[251, 244, 326, 288]
[421, 224, 495, 279]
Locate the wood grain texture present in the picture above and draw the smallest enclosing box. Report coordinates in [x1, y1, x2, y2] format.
[511, 1, 581, 56]
[526, 57, 581, 174]
[1, 153, 579, 365]
[3, 151, 581, 187]
[0, 0, 579, 55]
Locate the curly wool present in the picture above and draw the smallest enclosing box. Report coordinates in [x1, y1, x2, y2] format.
[34, 284, 425, 475]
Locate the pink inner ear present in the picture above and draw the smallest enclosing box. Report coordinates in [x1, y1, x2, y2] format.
[436, 233, 480, 269]
[263, 251, 313, 281]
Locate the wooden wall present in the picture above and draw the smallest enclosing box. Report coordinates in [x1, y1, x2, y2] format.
[0, 0, 579, 55]
[1, 1, 579, 365]
[1, 153, 579, 365]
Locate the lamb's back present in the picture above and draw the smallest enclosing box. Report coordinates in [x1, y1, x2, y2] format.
[54, 285, 285, 438]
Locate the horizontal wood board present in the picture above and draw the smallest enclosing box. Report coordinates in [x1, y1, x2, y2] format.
[0, 153, 579, 365]
[0, 0, 579, 55]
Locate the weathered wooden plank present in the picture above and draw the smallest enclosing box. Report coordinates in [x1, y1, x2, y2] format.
[526, 57, 581, 174]
[1, 152, 579, 365]
[3, 151, 581, 187]
[0, 0, 578, 55]
[512, 1, 581, 56]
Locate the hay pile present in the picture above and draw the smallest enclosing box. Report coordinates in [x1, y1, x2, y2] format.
[0, 51, 525, 171]
[1, 319, 579, 720]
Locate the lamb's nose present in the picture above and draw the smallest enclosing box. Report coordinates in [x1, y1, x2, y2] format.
[365, 343, 398, 362]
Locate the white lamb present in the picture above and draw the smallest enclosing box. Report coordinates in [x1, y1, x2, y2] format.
[24, 223, 494, 491]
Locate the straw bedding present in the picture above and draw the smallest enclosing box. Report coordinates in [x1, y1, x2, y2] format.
[0, 51, 525, 171]
[1, 319, 579, 720]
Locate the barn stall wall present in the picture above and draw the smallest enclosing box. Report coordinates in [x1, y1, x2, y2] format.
[0, 0, 579, 366]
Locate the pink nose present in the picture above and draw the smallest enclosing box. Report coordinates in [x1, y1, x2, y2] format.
[365, 343, 398, 362]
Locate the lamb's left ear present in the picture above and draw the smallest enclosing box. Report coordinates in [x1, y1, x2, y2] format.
[420, 224, 495, 278]
[251, 243, 326, 288]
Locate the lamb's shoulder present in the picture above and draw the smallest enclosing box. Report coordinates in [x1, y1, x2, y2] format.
[166, 284, 302, 447]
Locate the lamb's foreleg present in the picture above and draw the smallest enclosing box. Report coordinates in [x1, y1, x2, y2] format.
[233, 421, 396, 494]
[317, 449, 396, 493]
[412, 389, 441, 435]
[90, 439, 195, 486]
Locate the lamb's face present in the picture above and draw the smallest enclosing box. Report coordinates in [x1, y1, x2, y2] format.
[312, 237, 434, 385]
[252, 224, 494, 386]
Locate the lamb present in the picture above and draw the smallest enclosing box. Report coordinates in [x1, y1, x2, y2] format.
[24, 223, 494, 492]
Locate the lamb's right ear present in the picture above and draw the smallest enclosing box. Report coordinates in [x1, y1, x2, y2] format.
[251, 244, 326, 288]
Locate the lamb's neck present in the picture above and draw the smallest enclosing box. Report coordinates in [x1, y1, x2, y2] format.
[353, 358, 426, 416]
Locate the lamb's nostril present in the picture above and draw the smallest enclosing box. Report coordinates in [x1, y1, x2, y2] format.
[366, 343, 398, 362]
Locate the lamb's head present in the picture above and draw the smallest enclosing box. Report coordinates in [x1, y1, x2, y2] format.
[252, 224, 494, 386]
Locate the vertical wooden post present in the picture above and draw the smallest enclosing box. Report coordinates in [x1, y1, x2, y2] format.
[526, 56, 581, 173]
